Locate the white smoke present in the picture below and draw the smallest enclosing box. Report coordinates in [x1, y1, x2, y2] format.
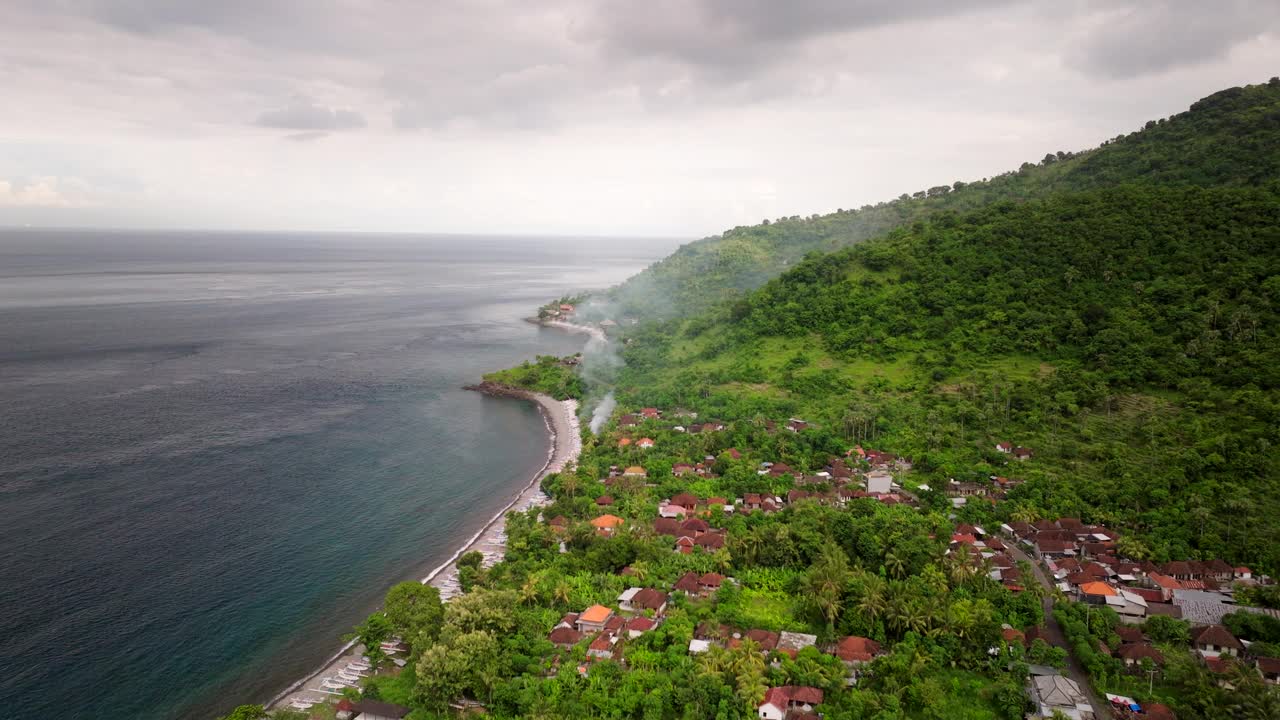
[589, 391, 617, 433]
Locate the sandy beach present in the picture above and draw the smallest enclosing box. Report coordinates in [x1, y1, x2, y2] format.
[267, 387, 581, 712]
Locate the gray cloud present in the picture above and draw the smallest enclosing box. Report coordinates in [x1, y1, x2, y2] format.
[581, 0, 1013, 70]
[1067, 0, 1280, 79]
[255, 96, 366, 131]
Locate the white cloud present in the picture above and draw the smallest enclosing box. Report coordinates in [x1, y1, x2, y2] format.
[0, 177, 90, 207]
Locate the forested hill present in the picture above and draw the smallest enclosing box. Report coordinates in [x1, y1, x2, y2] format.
[609, 79, 1280, 319]
[616, 181, 1280, 571]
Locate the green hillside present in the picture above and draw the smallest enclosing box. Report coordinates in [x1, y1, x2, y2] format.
[616, 181, 1280, 570]
[610, 79, 1280, 319]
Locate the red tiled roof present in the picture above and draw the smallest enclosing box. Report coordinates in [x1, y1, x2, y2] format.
[549, 626, 583, 645]
[630, 588, 668, 611]
[699, 572, 725, 588]
[831, 636, 882, 662]
[1192, 625, 1242, 651]
[674, 571, 701, 592]
[1116, 643, 1164, 664]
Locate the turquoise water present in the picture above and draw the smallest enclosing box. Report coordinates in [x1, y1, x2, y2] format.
[0, 230, 677, 720]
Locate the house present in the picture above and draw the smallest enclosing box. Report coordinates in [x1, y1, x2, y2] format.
[654, 517, 683, 536]
[745, 629, 780, 652]
[591, 514, 625, 535]
[336, 699, 356, 720]
[576, 605, 614, 633]
[681, 517, 709, 535]
[776, 631, 818, 658]
[1236, 567, 1252, 580]
[670, 492, 700, 511]
[350, 701, 413, 720]
[618, 414, 638, 427]
[617, 437, 632, 447]
[559, 303, 575, 314]
[758, 686, 823, 720]
[996, 442, 1013, 453]
[1035, 539, 1077, 558]
[829, 636, 883, 664]
[865, 470, 893, 494]
[672, 463, 695, 476]
[588, 633, 615, 659]
[637, 437, 655, 449]
[622, 466, 647, 478]
[640, 407, 661, 418]
[657, 501, 687, 519]
[618, 587, 668, 614]
[595, 495, 614, 506]
[625, 616, 656, 638]
[674, 571, 702, 595]
[1258, 656, 1280, 685]
[694, 532, 725, 550]
[786, 418, 810, 432]
[698, 572, 725, 594]
[724, 448, 743, 460]
[1116, 643, 1164, 668]
[1192, 625, 1242, 658]
[549, 626, 583, 647]
[1026, 675, 1092, 720]
[1013, 447, 1033, 461]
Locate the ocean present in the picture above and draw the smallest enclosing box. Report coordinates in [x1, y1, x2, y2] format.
[0, 229, 678, 720]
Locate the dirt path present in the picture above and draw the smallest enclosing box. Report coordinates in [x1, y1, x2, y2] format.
[1008, 543, 1110, 716]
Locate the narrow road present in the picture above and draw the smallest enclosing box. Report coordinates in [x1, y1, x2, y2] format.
[1007, 543, 1110, 717]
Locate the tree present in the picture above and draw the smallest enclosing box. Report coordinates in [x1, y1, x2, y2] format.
[217, 706, 268, 720]
[415, 630, 502, 709]
[384, 581, 444, 647]
[347, 612, 393, 669]
[802, 546, 851, 631]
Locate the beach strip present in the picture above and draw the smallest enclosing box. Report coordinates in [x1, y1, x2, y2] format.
[268, 387, 580, 711]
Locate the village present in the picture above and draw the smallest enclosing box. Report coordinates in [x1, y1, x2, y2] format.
[269, 403, 1278, 720]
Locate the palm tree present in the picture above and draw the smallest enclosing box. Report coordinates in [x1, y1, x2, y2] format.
[519, 577, 540, 606]
[552, 581, 571, 606]
[855, 573, 886, 623]
[884, 549, 908, 579]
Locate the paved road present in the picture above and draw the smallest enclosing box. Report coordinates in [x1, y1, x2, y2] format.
[1007, 543, 1111, 717]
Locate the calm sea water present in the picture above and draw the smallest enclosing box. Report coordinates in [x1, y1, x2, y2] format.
[0, 229, 678, 720]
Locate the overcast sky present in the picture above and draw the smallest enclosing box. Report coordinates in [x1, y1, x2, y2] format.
[1, 1, 1277, 237]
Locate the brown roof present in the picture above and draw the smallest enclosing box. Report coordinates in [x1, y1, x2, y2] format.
[745, 628, 779, 651]
[630, 588, 668, 611]
[694, 532, 725, 549]
[595, 495, 614, 505]
[1257, 657, 1280, 675]
[1192, 625, 1242, 651]
[591, 514, 624, 529]
[671, 491, 700, 508]
[654, 518, 682, 536]
[699, 572, 725, 588]
[1036, 539, 1076, 553]
[831, 636, 882, 662]
[674, 571, 701, 593]
[549, 626, 583, 645]
[625, 616, 655, 632]
[1116, 643, 1164, 664]
[681, 517, 710, 533]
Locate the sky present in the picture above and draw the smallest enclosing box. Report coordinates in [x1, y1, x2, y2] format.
[1, 1, 1278, 237]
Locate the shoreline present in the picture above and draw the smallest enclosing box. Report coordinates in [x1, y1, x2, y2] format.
[267, 385, 581, 712]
